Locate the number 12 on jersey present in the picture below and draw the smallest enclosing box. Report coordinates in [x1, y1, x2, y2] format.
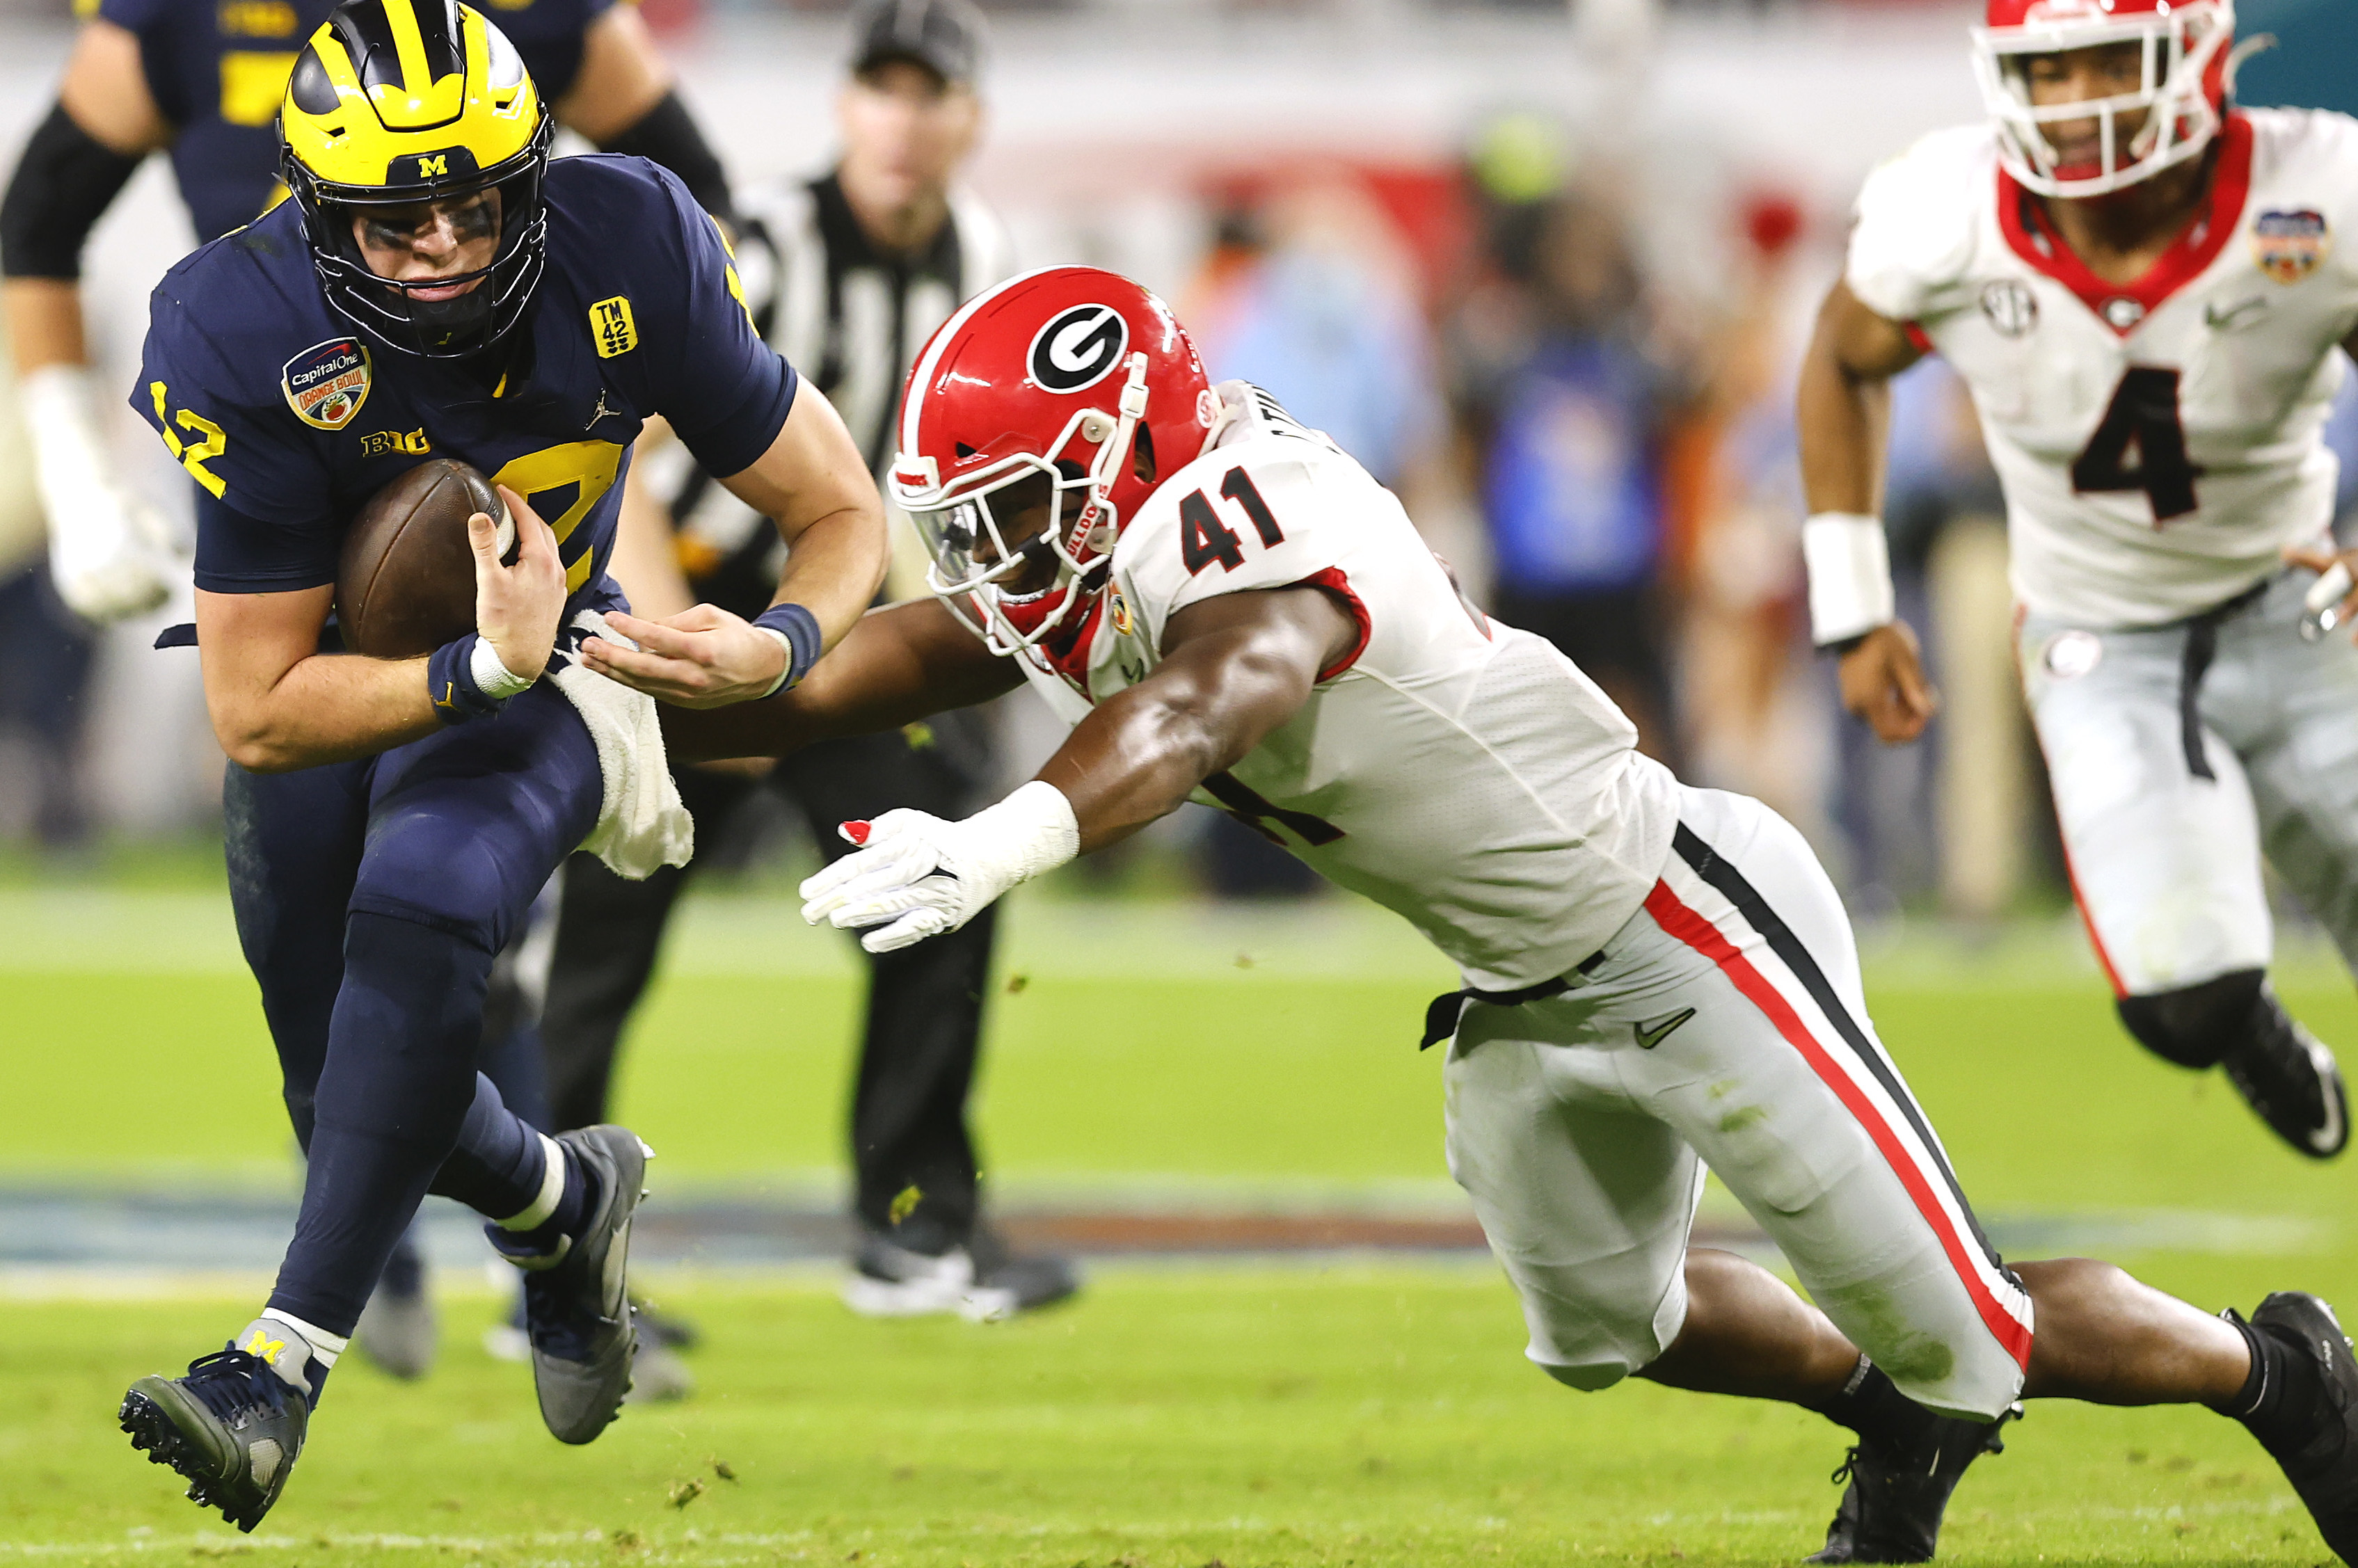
[2071, 365, 2204, 524]
[1180, 466, 1286, 575]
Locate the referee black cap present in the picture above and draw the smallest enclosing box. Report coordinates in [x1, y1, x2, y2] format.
[850, 0, 986, 87]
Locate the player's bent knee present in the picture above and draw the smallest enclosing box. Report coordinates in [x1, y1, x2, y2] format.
[2117, 968, 2264, 1070]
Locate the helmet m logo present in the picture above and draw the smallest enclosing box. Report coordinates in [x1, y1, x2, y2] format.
[1027, 304, 1129, 394]
[417, 154, 449, 178]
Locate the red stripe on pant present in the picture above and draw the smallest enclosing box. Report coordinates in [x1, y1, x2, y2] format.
[1641, 879, 2035, 1372]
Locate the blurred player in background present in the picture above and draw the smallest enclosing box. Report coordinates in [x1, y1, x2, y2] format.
[0, 0, 740, 1379]
[114, 0, 884, 1530]
[539, 0, 1080, 1321]
[619, 264, 2358, 1567]
[1800, 0, 2358, 1159]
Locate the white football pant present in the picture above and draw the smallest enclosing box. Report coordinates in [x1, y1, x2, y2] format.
[1442, 785, 2034, 1422]
[2020, 568, 2358, 1000]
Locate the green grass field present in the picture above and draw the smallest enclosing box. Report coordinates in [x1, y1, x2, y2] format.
[7, 879, 2358, 1564]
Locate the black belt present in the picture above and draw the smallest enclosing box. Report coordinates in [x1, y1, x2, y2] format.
[1419, 949, 1606, 1050]
[2176, 576, 2272, 781]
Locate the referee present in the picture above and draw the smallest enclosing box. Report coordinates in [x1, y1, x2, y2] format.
[539, 0, 1079, 1320]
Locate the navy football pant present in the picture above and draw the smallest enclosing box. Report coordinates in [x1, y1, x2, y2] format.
[222, 682, 604, 1336]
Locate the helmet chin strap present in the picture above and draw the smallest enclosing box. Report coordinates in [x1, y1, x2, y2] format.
[1066, 352, 1152, 560]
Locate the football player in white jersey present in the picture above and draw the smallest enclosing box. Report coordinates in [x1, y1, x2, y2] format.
[1799, 0, 2358, 1158]
[593, 266, 2358, 1564]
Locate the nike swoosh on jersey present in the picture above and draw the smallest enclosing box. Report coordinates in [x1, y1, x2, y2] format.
[1633, 1007, 1697, 1050]
[2204, 297, 2269, 330]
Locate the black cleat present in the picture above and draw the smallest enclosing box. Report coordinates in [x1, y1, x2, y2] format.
[2242, 1292, 2358, 1560]
[1805, 1407, 2016, 1563]
[120, 1334, 312, 1534]
[2224, 1006, 2348, 1159]
[488, 1124, 650, 1445]
[631, 1295, 699, 1351]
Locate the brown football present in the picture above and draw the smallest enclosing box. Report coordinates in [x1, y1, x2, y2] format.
[335, 458, 511, 659]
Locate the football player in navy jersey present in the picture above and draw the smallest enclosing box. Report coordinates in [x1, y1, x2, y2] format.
[0, 0, 731, 622]
[113, 0, 884, 1533]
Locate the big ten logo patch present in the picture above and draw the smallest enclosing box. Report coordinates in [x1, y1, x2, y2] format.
[589, 296, 639, 359]
[217, 0, 296, 33]
[361, 428, 432, 457]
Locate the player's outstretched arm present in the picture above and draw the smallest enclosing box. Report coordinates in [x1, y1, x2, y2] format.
[590, 381, 888, 707]
[1, 18, 177, 623]
[655, 595, 1024, 763]
[800, 586, 1357, 952]
[2284, 322, 2358, 635]
[197, 488, 565, 771]
[1797, 279, 1939, 745]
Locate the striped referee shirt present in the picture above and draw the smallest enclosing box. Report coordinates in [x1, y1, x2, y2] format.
[647, 169, 1017, 617]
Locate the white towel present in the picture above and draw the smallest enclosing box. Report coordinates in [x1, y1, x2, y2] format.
[548, 608, 694, 880]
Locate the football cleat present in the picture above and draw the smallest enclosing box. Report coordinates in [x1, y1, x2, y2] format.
[487, 1125, 650, 1444]
[2223, 1015, 2348, 1159]
[623, 1322, 696, 1405]
[120, 1326, 315, 1534]
[2239, 1293, 2358, 1560]
[963, 1227, 1083, 1322]
[843, 1226, 1082, 1322]
[1805, 1407, 2016, 1563]
[632, 1296, 700, 1352]
[351, 1229, 436, 1380]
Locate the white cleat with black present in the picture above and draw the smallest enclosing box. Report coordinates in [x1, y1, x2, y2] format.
[2224, 1009, 2348, 1159]
[1805, 1407, 2016, 1563]
[488, 1125, 651, 1444]
[843, 1226, 1081, 1322]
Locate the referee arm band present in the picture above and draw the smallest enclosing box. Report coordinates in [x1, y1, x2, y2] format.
[0, 102, 143, 280]
[1801, 511, 1896, 650]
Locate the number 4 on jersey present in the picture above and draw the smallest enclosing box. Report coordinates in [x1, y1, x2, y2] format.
[2071, 366, 2204, 523]
[1180, 467, 1286, 575]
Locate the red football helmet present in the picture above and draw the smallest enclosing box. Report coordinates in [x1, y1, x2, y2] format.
[1970, 0, 2236, 198]
[890, 266, 1216, 655]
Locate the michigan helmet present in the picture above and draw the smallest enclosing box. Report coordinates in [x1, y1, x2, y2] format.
[279, 0, 552, 358]
[889, 266, 1216, 657]
[1971, 0, 2236, 198]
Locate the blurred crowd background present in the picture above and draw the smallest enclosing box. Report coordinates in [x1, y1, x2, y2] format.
[1, 0, 2353, 924]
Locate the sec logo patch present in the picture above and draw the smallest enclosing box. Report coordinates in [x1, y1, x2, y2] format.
[281, 337, 371, 430]
[2254, 209, 2329, 285]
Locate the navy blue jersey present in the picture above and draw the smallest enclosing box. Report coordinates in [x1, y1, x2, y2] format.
[136, 154, 795, 609]
[94, 0, 612, 245]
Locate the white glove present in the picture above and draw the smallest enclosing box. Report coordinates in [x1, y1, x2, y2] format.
[24, 365, 180, 623]
[799, 780, 1080, 954]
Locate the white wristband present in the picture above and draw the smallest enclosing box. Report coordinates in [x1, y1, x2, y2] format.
[1801, 512, 1896, 646]
[971, 780, 1082, 886]
[751, 625, 794, 698]
[472, 634, 534, 698]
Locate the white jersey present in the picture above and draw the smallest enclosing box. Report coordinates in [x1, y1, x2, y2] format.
[1847, 109, 2358, 627]
[1011, 383, 1680, 991]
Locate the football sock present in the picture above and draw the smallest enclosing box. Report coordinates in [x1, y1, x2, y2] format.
[2213, 1313, 2323, 1457]
[489, 1135, 595, 1260]
[268, 912, 495, 1337]
[232, 1311, 344, 1404]
[431, 1072, 561, 1219]
[1808, 1355, 1940, 1450]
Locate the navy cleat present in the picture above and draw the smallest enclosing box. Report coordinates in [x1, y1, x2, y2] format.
[2240, 1293, 2358, 1560]
[1806, 1407, 2017, 1563]
[488, 1124, 650, 1444]
[120, 1322, 317, 1533]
